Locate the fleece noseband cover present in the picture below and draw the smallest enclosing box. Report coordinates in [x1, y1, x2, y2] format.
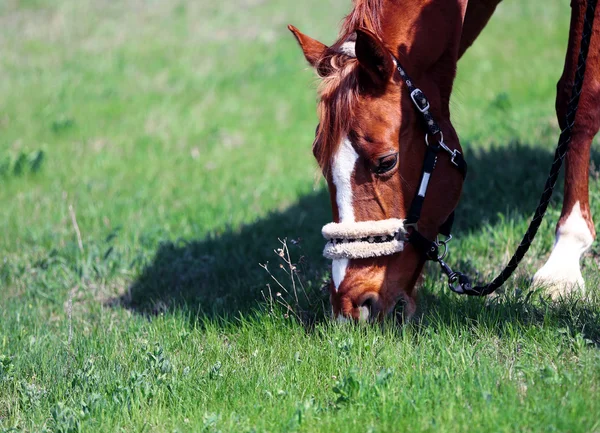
[322, 219, 406, 260]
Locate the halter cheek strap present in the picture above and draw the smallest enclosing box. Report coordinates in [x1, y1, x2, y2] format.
[392, 54, 472, 294]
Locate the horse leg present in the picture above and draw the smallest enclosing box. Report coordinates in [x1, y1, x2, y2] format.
[533, 0, 600, 297]
[458, 0, 504, 59]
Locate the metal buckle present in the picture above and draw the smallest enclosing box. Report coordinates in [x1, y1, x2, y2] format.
[410, 88, 430, 113]
[404, 221, 418, 231]
[403, 221, 418, 241]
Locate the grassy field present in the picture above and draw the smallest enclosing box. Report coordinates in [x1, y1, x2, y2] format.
[1, 0, 600, 431]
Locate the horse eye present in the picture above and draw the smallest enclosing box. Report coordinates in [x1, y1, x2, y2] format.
[375, 153, 398, 174]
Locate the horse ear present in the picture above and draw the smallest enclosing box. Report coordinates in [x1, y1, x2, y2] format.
[288, 25, 328, 67]
[355, 28, 395, 86]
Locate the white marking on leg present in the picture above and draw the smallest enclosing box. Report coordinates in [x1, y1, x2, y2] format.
[331, 137, 358, 291]
[533, 201, 594, 295]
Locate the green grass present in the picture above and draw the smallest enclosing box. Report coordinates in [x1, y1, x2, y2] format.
[1, 0, 600, 431]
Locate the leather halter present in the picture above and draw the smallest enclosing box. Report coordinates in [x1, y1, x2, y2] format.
[319, 47, 473, 293]
[390, 53, 473, 294]
[318, 46, 473, 292]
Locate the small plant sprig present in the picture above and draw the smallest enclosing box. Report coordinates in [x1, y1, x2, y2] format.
[260, 238, 327, 324]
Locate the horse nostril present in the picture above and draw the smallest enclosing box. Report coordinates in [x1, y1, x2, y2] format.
[361, 297, 374, 310]
[358, 294, 380, 320]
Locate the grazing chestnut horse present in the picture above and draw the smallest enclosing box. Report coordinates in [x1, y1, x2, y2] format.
[289, 0, 600, 320]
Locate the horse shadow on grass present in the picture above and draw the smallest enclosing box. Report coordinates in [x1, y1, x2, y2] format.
[114, 142, 600, 341]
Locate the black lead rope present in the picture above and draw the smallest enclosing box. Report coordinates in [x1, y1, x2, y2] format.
[394, 0, 597, 296]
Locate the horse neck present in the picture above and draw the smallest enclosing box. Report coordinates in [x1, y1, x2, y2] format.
[375, 0, 467, 111]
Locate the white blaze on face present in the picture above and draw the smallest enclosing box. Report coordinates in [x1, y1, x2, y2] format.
[533, 201, 594, 292]
[332, 137, 359, 222]
[331, 137, 359, 291]
[332, 258, 349, 292]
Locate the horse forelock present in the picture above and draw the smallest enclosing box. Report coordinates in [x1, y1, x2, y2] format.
[313, 54, 359, 173]
[313, 0, 385, 173]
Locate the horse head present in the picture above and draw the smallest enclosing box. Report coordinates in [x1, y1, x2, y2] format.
[290, 0, 469, 320]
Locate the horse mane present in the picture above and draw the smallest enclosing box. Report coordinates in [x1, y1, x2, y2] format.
[340, 0, 384, 37]
[313, 0, 384, 171]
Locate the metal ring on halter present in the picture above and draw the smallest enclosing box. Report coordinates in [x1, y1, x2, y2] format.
[424, 131, 443, 147]
[425, 131, 462, 167]
[435, 234, 452, 261]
